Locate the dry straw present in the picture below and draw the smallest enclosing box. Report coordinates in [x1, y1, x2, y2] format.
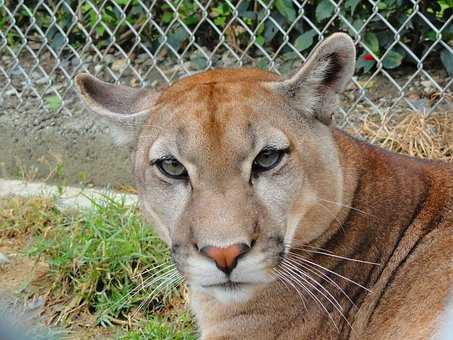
[349, 110, 453, 161]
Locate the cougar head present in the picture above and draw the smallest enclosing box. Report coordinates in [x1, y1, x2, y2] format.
[75, 33, 356, 303]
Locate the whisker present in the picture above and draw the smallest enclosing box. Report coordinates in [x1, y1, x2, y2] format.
[271, 268, 295, 293]
[136, 261, 174, 278]
[294, 260, 358, 309]
[288, 246, 381, 266]
[132, 270, 182, 318]
[316, 200, 347, 233]
[279, 262, 340, 332]
[273, 267, 308, 312]
[114, 263, 177, 309]
[281, 260, 343, 312]
[129, 263, 177, 297]
[291, 243, 334, 254]
[317, 197, 376, 218]
[281, 260, 356, 333]
[287, 251, 372, 293]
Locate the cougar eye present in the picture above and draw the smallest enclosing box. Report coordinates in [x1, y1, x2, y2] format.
[252, 147, 285, 173]
[155, 157, 188, 179]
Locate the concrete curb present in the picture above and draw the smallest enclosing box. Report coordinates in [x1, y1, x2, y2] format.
[0, 179, 137, 209]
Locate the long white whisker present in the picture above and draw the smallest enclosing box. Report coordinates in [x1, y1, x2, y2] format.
[294, 260, 358, 309]
[288, 251, 372, 293]
[289, 246, 381, 266]
[135, 261, 173, 278]
[316, 200, 347, 233]
[279, 262, 340, 332]
[132, 270, 182, 318]
[317, 197, 376, 218]
[283, 258, 357, 332]
[274, 267, 308, 311]
[283, 258, 343, 311]
[292, 243, 334, 254]
[116, 264, 177, 308]
[127, 264, 176, 296]
[282, 259, 343, 310]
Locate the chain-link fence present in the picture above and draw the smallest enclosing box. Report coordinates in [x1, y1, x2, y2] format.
[1, 0, 452, 125]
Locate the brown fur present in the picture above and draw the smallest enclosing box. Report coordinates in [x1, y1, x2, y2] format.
[75, 33, 453, 339]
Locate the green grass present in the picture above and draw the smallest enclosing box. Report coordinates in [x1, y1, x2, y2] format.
[0, 195, 196, 338]
[121, 314, 196, 340]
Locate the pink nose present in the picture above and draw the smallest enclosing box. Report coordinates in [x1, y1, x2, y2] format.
[200, 243, 250, 274]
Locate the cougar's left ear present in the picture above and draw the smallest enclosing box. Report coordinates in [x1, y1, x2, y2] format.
[266, 33, 355, 125]
[75, 73, 161, 145]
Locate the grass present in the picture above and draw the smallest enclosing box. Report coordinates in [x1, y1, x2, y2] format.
[0, 195, 196, 339]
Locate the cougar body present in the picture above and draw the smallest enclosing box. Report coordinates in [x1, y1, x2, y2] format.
[76, 33, 453, 339]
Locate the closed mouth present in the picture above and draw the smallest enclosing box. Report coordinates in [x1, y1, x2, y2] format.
[202, 281, 252, 289]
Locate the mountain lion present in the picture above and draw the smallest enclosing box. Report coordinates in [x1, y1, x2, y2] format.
[75, 33, 452, 339]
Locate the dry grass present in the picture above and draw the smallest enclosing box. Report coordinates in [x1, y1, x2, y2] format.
[349, 110, 453, 161]
[0, 196, 61, 239]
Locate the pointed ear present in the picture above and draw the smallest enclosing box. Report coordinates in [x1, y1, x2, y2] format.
[75, 73, 160, 145]
[266, 33, 355, 125]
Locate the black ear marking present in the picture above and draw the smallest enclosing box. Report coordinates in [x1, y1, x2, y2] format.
[321, 52, 343, 87]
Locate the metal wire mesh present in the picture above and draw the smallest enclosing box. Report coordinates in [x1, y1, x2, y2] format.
[0, 0, 451, 125]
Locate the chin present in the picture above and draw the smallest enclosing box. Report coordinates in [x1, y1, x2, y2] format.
[201, 282, 262, 304]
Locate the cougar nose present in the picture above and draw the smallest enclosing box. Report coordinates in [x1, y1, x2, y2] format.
[200, 243, 250, 274]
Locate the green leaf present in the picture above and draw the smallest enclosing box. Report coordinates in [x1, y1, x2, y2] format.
[114, 0, 129, 5]
[345, 0, 360, 14]
[162, 12, 173, 24]
[440, 48, 453, 76]
[46, 95, 62, 111]
[275, 0, 296, 22]
[256, 35, 265, 46]
[213, 16, 226, 26]
[383, 50, 403, 69]
[424, 30, 437, 42]
[95, 25, 105, 37]
[364, 32, 379, 54]
[316, 0, 335, 22]
[184, 14, 198, 26]
[294, 30, 317, 52]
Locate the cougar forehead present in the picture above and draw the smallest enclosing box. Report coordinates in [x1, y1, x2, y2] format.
[146, 70, 292, 176]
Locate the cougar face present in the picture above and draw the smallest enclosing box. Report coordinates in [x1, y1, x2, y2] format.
[134, 78, 343, 302]
[75, 33, 353, 303]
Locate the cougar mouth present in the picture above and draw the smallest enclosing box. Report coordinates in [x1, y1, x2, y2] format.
[202, 280, 254, 290]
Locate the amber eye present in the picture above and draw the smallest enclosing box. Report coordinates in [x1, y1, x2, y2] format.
[156, 157, 188, 179]
[252, 147, 285, 173]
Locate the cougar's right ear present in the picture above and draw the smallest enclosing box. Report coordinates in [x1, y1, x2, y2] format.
[264, 33, 356, 125]
[75, 73, 160, 145]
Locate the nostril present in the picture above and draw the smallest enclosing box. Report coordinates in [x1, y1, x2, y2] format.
[237, 243, 251, 258]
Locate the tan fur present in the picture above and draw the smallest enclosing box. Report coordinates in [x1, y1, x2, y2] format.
[75, 33, 453, 339]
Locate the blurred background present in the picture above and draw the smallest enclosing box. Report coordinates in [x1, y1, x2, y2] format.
[0, 0, 451, 188]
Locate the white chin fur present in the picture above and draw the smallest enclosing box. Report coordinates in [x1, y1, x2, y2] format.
[199, 284, 257, 304]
